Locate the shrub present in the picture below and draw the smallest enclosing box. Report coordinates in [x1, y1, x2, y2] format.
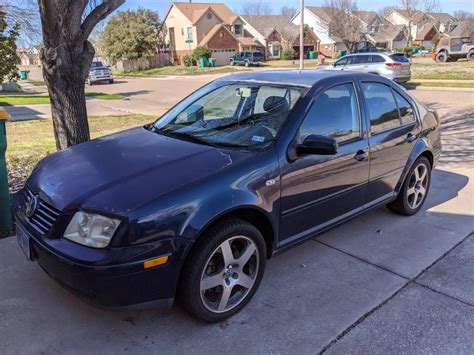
[183, 54, 194, 67]
[281, 48, 295, 60]
[192, 46, 213, 61]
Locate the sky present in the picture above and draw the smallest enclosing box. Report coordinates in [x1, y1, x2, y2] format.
[121, 0, 474, 18]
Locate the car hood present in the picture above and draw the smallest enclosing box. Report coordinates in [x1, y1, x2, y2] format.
[28, 127, 247, 214]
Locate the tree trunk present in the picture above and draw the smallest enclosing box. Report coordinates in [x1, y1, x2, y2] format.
[38, 0, 124, 150]
[41, 42, 94, 150]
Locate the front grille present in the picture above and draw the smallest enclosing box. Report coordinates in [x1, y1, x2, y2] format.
[23, 188, 61, 235]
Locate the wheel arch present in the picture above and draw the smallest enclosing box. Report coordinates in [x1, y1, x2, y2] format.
[395, 139, 434, 194]
[186, 206, 276, 261]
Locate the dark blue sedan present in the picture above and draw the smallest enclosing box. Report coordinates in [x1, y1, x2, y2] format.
[13, 71, 441, 322]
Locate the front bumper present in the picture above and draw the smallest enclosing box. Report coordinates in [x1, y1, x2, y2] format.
[13, 195, 192, 309]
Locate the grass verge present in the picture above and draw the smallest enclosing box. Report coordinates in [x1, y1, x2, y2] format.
[407, 81, 474, 88]
[0, 92, 124, 106]
[28, 81, 46, 86]
[115, 66, 248, 77]
[411, 60, 474, 80]
[6, 114, 154, 191]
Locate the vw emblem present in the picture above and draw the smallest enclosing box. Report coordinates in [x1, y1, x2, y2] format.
[26, 195, 39, 218]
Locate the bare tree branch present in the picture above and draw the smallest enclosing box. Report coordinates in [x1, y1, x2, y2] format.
[81, 0, 125, 42]
[241, 1, 273, 16]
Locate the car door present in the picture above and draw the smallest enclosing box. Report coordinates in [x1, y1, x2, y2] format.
[360, 81, 420, 203]
[350, 55, 370, 73]
[279, 82, 370, 245]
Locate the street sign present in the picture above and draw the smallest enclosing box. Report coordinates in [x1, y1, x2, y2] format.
[185, 38, 193, 44]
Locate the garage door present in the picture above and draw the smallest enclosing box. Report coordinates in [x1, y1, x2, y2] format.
[212, 49, 236, 66]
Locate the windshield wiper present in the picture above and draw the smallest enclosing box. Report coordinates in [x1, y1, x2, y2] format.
[155, 128, 247, 149]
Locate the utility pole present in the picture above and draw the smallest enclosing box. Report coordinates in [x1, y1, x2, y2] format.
[300, 0, 304, 71]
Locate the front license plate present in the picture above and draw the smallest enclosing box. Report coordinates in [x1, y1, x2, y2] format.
[17, 225, 32, 261]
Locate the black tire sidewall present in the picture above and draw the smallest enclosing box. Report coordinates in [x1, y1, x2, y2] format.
[400, 157, 431, 215]
[179, 219, 267, 322]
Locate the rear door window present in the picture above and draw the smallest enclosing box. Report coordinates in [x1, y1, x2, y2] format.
[353, 55, 370, 64]
[362, 82, 401, 134]
[371, 55, 385, 63]
[393, 91, 416, 125]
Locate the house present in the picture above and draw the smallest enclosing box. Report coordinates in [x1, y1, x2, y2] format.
[242, 15, 320, 59]
[369, 24, 410, 50]
[292, 7, 347, 57]
[413, 22, 438, 48]
[17, 46, 42, 66]
[353, 10, 387, 34]
[385, 9, 432, 41]
[427, 12, 458, 33]
[446, 20, 474, 39]
[163, 2, 252, 65]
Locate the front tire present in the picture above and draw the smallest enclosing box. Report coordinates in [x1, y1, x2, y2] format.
[468, 50, 474, 61]
[178, 218, 266, 322]
[387, 157, 431, 216]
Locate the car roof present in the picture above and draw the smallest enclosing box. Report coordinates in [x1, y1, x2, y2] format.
[217, 70, 377, 88]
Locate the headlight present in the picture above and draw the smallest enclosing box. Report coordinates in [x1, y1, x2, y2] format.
[63, 212, 121, 249]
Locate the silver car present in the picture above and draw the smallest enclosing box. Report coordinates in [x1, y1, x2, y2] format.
[324, 52, 411, 83]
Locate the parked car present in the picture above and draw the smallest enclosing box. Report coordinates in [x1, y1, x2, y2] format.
[230, 52, 265, 67]
[13, 71, 441, 322]
[87, 61, 114, 85]
[434, 36, 474, 62]
[324, 52, 412, 83]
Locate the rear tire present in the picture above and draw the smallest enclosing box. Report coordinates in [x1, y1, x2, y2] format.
[436, 52, 448, 62]
[468, 50, 474, 61]
[244, 60, 249, 67]
[387, 157, 431, 216]
[108, 79, 114, 84]
[178, 218, 266, 322]
[230, 60, 234, 66]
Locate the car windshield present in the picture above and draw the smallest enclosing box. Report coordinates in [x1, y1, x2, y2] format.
[153, 83, 304, 148]
[91, 62, 104, 67]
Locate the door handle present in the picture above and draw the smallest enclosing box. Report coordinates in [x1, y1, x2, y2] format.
[354, 150, 368, 162]
[406, 133, 416, 143]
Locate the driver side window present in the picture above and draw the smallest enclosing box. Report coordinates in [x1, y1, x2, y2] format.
[299, 83, 360, 143]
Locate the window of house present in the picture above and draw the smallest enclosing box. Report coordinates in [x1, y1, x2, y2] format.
[207, 12, 213, 20]
[300, 84, 360, 143]
[234, 24, 242, 36]
[362, 82, 401, 134]
[187, 27, 193, 41]
[271, 44, 280, 57]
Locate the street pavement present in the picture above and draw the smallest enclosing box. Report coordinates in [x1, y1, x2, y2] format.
[0, 75, 473, 354]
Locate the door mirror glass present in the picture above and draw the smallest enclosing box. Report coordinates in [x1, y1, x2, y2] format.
[297, 134, 338, 156]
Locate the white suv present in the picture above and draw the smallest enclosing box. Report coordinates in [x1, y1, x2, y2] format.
[324, 52, 411, 83]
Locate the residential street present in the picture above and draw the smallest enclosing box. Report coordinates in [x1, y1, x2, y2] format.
[1, 75, 473, 354]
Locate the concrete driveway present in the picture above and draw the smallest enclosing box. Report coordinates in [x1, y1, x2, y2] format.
[1, 77, 473, 354]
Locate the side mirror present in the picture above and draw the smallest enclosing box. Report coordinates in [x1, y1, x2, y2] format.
[297, 134, 338, 156]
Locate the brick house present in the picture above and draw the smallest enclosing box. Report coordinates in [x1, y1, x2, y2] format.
[163, 2, 256, 66]
[242, 15, 320, 60]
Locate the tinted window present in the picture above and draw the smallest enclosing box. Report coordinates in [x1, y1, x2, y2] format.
[389, 53, 409, 63]
[334, 57, 349, 67]
[362, 82, 400, 134]
[393, 91, 416, 125]
[352, 55, 370, 64]
[371, 55, 385, 63]
[300, 84, 360, 143]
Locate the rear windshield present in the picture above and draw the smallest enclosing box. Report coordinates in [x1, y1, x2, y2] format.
[389, 53, 409, 63]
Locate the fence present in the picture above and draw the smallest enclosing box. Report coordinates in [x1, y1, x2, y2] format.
[113, 53, 173, 72]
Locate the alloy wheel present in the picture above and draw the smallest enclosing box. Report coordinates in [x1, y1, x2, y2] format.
[200, 236, 259, 313]
[406, 163, 429, 210]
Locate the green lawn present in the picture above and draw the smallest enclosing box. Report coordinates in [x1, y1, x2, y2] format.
[28, 81, 46, 86]
[411, 60, 474, 80]
[0, 92, 124, 106]
[6, 114, 155, 190]
[116, 66, 248, 77]
[407, 81, 474, 88]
